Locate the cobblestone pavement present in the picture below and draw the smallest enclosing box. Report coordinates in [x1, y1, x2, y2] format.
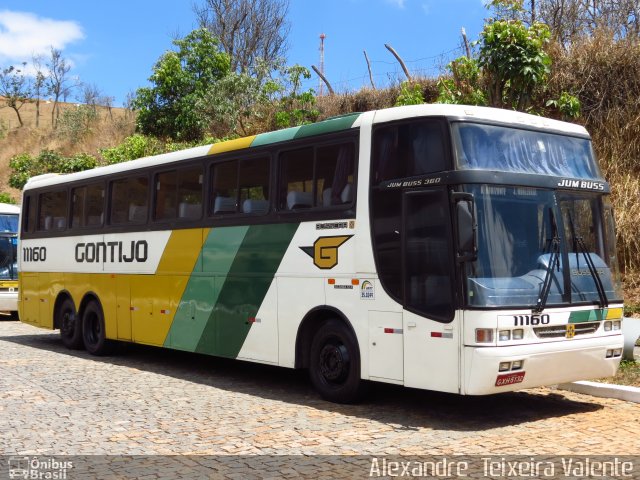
[1, 320, 639, 477]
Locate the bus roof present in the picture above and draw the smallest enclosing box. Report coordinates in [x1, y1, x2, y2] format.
[23, 104, 588, 191]
[0, 203, 20, 215]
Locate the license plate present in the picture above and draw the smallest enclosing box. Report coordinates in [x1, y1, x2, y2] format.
[495, 371, 526, 387]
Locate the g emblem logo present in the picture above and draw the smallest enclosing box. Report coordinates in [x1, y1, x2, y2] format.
[566, 324, 576, 339]
[300, 235, 353, 269]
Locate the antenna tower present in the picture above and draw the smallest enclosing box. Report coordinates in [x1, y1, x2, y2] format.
[319, 33, 326, 96]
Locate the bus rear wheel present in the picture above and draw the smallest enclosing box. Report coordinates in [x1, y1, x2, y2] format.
[58, 298, 83, 350]
[309, 319, 362, 404]
[82, 300, 113, 356]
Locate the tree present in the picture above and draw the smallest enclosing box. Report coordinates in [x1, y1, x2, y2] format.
[46, 48, 75, 128]
[478, 15, 552, 110]
[0, 63, 32, 128]
[489, 0, 640, 43]
[437, 56, 487, 105]
[194, 0, 290, 74]
[32, 54, 47, 128]
[273, 65, 318, 128]
[132, 28, 231, 140]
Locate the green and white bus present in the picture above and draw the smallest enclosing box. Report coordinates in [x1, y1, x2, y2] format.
[19, 104, 624, 403]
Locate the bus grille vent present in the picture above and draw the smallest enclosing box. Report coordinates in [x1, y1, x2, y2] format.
[534, 322, 600, 339]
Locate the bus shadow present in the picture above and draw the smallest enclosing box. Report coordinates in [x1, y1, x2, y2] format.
[1, 332, 604, 432]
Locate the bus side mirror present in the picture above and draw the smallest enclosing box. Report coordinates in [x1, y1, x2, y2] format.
[453, 193, 477, 263]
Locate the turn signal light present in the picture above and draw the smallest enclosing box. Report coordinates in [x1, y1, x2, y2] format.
[476, 329, 494, 343]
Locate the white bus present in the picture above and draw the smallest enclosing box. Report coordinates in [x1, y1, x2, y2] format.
[0, 202, 20, 318]
[18, 105, 624, 403]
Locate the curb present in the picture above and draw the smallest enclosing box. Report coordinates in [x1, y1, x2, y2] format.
[556, 381, 640, 403]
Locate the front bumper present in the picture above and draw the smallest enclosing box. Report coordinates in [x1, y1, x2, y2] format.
[463, 334, 624, 395]
[0, 290, 18, 312]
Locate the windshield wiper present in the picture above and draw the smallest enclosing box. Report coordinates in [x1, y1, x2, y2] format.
[535, 236, 560, 313]
[566, 213, 609, 308]
[575, 235, 609, 308]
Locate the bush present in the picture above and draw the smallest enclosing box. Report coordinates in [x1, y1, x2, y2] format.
[0, 193, 16, 204]
[100, 134, 164, 164]
[395, 82, 425, 106]
[9, 150, 99, 190]
[57, 105, 99, 144]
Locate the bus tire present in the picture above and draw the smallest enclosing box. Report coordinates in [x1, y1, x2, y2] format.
[309, 318, 362, 404]
[82, 300, 113, 356]
[58, 298, 83, 350]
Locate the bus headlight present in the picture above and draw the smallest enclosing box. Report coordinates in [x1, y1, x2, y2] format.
[512, 329, 524, 340]
[498, 330, 511, 341]
[604, 321, 612, 331]
[499, 361, 511, 372]
[612, 320, 621, 331]
[511, 360, 524, 370]
[476, 329, 494, 343]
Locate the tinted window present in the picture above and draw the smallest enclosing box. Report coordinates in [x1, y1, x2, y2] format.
[110, 176, 149, 225]
[371, 188, 402, 299]
[211, 158, 270, 215]
[452, 123, 602, 178]
[211, 161, 239, 214]
[71, 183, 104, 228]
[404, 189, 454, 321]
[0, 214, 18, 233]
[279, 147, 313, 210]
[155, 166, 203, 220]
[23, 195, 36, 233]
[238, 157, 270, 214]
[278, 142, 355, 210]
[373, 119, 447, 184]
[38, 190, 68, 231]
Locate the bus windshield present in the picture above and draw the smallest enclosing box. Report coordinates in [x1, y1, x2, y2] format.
[0, 235, 17, 281]
[0, 214, 18, 233]
[464, 185, 623, 308]
[452, 122, 603, 179]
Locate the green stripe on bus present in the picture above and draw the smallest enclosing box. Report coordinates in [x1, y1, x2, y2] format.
[293, 114, 361, 139]
[195, 222, 299, 358]
[569, 309, 606, 323]
[251, 127, 301, 147]
[249, 113, 360, 148]
[165, 226, 249, 350]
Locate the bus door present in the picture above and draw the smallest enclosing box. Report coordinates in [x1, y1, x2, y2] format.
[402, 189, 460, 393]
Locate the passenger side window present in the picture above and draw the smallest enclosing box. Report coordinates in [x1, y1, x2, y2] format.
[71, 183, 104, 228]
[110, 176, 149, 225]
[38, 190, 68, 232]
[278, 142, 355, 210]
[210, 157, 270, 215]
[279, 147, 314, 210]
[22, 195, 36, 233]
[373, 120, 447, 184]
[155, 166, 203, 221]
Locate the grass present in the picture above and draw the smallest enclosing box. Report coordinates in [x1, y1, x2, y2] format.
[597, 360, 640, 387]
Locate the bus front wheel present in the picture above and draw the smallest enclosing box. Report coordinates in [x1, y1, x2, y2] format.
[82, 300, 113, 356]
[309, 319, 362, 404]
[58, 298, 83, 350]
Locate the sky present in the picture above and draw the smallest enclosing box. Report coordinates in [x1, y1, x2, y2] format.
[0, 0, 488, 106]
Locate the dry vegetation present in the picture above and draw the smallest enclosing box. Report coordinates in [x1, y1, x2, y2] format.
[0, 100, 134, 201]
[549, 34, 640, 298]
[1, 36, 639, 305]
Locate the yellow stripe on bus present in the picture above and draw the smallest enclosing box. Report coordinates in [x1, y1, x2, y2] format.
[606, 307, 624, 320]
[130, 228, 209, 345]
[207, 136, 256, 155]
